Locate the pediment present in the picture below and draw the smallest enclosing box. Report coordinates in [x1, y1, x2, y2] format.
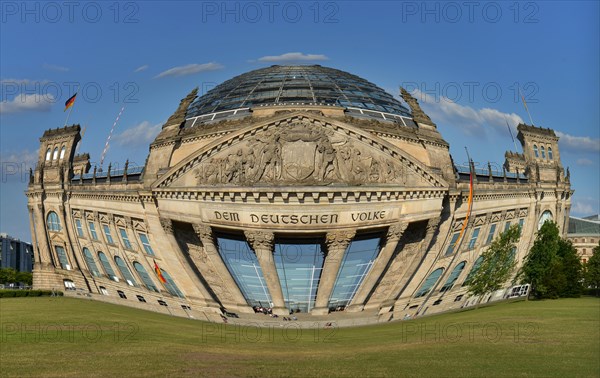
[154, 112, 447, 189]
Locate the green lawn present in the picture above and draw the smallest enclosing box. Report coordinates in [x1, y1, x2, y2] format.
[1, 296, 598, 377]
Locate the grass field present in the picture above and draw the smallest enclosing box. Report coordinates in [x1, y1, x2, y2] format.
[1, 296, 598, 377]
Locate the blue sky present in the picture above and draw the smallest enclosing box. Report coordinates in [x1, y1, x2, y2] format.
[1, 1, 598, 242]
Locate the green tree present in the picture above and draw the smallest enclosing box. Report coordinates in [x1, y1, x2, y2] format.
[15, 271, 33, 286]
[0, 268, 17, 284]
[556, 238, 583, 297]
[519, 221, 560, 299]
[585, 242, 600, 296]
[467, 224, 521, 306]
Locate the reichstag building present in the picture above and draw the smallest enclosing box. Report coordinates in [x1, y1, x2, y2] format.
[27, 65, 572, 321]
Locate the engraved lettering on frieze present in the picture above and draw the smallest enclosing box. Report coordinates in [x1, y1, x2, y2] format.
[193, 121, 420, 186]
[249, 213, 339, 225]
[214, 211, 240, 222]
[351, 211, 386, 222]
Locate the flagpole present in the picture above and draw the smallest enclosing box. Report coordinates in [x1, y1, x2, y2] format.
[64, 100, 75, 127]
[519, 87, 535, 126]
[505, 116, 519, 152]
[63, 84, 79, 127]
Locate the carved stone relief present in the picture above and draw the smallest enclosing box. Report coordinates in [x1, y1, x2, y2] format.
[190, 120, 427, 187]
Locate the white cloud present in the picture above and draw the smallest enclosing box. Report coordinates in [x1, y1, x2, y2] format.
[0, 78, 49, 86]
[154, 63, 223, 79]
[0, 93, 55, 114]
[42, 63, 69, 72]
[571, 198, 597, 217]
[257, 52, 329, 63]
[0, 149, 39, 167]
[134, 65, 149, 73]
[576, 158, 594, 166]
[413, 89, 523, 136]
[555, 131, 600, 153]
[113, 121, 162, 147]
[0, 149, 39, 182]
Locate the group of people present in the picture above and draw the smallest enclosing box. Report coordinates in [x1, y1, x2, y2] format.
[252, 306, 298, 321]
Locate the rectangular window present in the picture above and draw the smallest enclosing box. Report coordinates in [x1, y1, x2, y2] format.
[504, 221, 511, 232]
[88, 222, 98, 240]
[468, 228, 480, 250]
[518, 218, 525, 230]
[55, 246, 70, 270]
[138, 233, 154, 255]
[445, 233, 460, 256]
[486, 224, 497, 245]
[75, 219, 84, 237]
[119, 228, 132, 249]
[103, 225, 114, 244]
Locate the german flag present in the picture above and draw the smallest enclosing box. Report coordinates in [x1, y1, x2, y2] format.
[154, 260, 167, 284]
[64, 93, 77, 111]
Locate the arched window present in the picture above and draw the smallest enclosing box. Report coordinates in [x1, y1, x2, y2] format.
[83, 248, 101, 277]
[463, 256, 484, 286]
[414, 268, 444, 298]
[440, 262, 466, 292]
[59, 146, 66, 159]
[538, 210, 553, 230]
[548, 147, 553, 160]
[540, 146, 546, 159]
[133, 262, 159, 292]
[98, 252, 117, 280]
[45, 148, 51, 161]
[47, 212, 61, 231]
[160, 269, 184, 298]
[52, 147, 59, 160]
[533, 145, 539, 158]
[114, 256, 137, 286]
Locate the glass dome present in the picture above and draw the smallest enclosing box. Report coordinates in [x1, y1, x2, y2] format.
[185, 65, 414, 126]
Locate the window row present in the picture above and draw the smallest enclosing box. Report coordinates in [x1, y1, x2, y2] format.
[445, 219, 524, 256]
[45, 145, 67, 161]
[64, 281, 190, 310]
[73, 218, 154, 256]
[416, 244, 519, 299]
[533, 144, 554, 160]
[216, 232, 383, 313]
[58, 245, 183, 298]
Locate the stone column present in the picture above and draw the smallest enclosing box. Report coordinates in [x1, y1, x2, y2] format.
[193, 224, 253, 313]
[33, 203, 53, 268]
[346, 222, 408, 312]
[245, 231, 288, 316]
[381, 217, 441, 311]
[312, 230, 355, 315]
[159, 218, 220, 310]
[27, 205, 41, 266]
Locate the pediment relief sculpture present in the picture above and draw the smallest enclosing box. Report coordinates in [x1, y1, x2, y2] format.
[161, 116, 444, 188]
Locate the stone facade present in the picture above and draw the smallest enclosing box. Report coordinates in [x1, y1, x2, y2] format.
[26, 66, 572, 321]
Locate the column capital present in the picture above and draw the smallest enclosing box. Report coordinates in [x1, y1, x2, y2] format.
[325, 230, 355, 250]
[244, 231, 274, 250]
[160, 218, 173, 234]
[426, 216, 441, 234]
[387, 222, 408, 243]
[193, 224, 213, 240]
